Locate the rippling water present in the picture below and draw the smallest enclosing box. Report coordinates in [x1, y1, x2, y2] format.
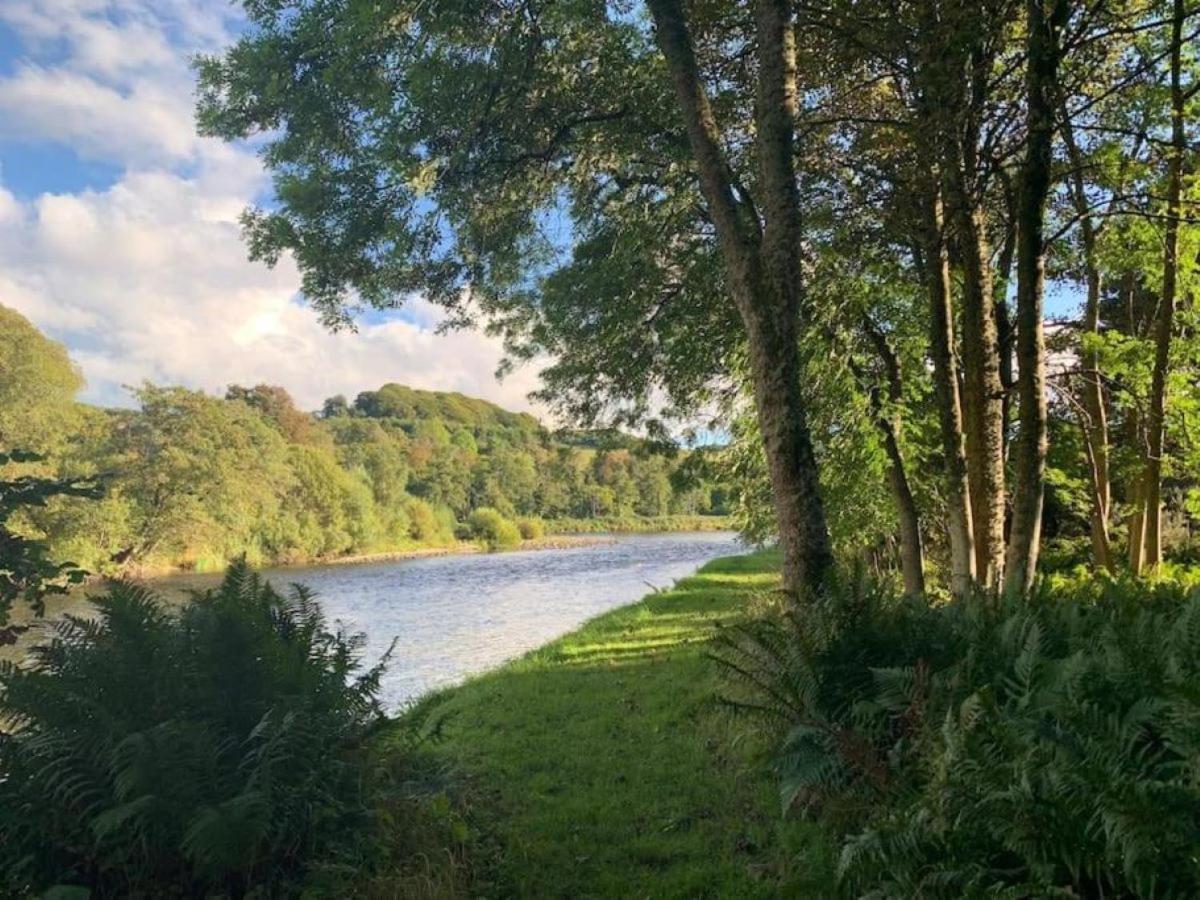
[155, 531, 743, 708]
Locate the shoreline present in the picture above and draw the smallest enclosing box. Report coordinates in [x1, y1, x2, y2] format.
[116, 533, 616, 580]
[308, 533, 615, 570]
[115, 518, 732, 580]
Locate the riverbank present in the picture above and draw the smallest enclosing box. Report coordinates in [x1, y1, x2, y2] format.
[370, 548, 829, 897]
[263, 533, 615, 570]
[548, 514, 732, 534]
[114, 517, 731, 579]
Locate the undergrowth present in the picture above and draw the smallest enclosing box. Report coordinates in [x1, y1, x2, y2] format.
[717, 574, 1200, 897]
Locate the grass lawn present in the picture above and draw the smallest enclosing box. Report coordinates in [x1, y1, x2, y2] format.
[382, 549, 830, 898]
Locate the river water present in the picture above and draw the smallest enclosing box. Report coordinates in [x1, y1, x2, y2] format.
[152, 531, 743, 709]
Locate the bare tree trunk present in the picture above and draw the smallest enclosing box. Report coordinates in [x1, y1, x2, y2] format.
[921, 185, 976, 597]
[861, 321, 926, 594]
[1060, 108, 1113, 571]
[1128, 470, 1147, 572]
[648, 0, 833, 598]
[1143, 0, 1185, 569]
[947, 177, 1007, 589]
[995, 169, 1018, 464]
[1005, 0, 1067, 596]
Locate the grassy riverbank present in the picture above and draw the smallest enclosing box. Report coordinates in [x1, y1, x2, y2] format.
[378, 549, 828, 897]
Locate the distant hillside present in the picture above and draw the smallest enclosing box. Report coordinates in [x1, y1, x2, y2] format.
[338, 383, 543, 434]
[0, 307, 729, 574]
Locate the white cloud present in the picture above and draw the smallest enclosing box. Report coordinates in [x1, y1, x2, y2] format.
[0, 65, 200, 166]
[0, 166, 544, 413]
[0, 0, 547, 417]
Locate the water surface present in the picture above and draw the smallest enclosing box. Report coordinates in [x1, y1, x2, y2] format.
[157, 532, 743, 708]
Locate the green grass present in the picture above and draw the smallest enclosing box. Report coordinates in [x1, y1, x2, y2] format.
[381, 549, 828, 898]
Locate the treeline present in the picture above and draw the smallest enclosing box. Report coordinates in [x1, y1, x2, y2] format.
[0, 307, 727, 573]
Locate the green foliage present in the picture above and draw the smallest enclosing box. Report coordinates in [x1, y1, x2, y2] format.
[0, 562, 391, 897]
[717, 577, 1200, 896]
[0, 308, 728, 574]
[0, 306, 84, 453]
[515, 517, 544, 540]
[0, 450, 100, 626]
[404, 497, 454, 544]
[467, 507, 521, 551]
[548, 514, 732, 534]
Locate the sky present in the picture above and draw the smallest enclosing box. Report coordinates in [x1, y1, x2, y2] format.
[0, 0, 546, 414]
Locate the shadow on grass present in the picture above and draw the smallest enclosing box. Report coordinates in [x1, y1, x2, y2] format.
[386, 549, 815, 898]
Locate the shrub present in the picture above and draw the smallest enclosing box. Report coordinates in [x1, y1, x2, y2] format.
[405, 496, 453, 543]
[516, 516, 544, 540]
[0, 562, 392, 897]
[467, 507, 521, 550]
[717, 576, 1200, 897]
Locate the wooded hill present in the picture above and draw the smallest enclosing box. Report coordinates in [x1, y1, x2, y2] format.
[0, 305, 727, 573]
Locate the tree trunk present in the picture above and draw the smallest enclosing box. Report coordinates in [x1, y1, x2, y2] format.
[921, 185, 976, 597]
[647, 0, 833, 598]
[1143, 0, 1185, 569]
[946, 167, 1007, 588]
[996, 170, 1018, 464]
[1061, 106, 1113, 571]
[861, 320, 925, 595]
[1005, 0, 1067, 596]
[1128, 469, 1147, 572]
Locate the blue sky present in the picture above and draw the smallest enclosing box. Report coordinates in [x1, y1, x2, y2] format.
[0, 0, 543, 412]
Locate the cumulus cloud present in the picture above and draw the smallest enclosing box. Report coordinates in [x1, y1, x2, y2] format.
[0, 0, 547, 416]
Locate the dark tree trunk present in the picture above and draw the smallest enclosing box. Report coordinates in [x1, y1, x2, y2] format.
[1005, 0, 1067, 596]
[1143, 0, 1185, 569]
[995, 170, 1018, 464]
[861, 320, 926, 595]
[647, 0, 833, 598]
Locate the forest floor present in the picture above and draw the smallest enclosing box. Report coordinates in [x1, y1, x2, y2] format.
[381, 549, 831, 898]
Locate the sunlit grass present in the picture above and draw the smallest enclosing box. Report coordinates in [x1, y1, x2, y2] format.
[381, 548, 830, 897]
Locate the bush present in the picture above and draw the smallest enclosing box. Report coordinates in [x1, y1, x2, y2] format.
[467, 507, 521, 550]
[516, 516, 545, 540]
[717, 576, 1200, 897]
[405, 496, 453, 544]
[0, 562, 393, 897]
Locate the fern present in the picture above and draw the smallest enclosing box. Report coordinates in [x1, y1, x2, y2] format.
[0, 562, 392, 897]
[721, 576, 1200, 897]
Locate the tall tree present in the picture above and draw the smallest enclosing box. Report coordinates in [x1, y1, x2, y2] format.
[1006, 0, 1071, 595]
[645, 0, 831, 595]
[199, 0, 833, 597]
[1142, 0, 1189, 568]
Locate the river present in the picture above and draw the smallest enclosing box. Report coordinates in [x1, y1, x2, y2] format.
[149, 531, 743, 709]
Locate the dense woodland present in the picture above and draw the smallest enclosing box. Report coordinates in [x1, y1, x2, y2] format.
[0, 305, 727, 574]
[3, 0, 1200, 896]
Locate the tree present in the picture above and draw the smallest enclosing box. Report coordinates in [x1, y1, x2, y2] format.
[0, 305, 84, 453]
[111, 386, 294, 564]
[1141, 0, 1191, 568]
[198, 0, 832, 597]
[226, 383, 320, 445]
[1005, 0, 1071, 596]
[0, 451, 100, 633]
